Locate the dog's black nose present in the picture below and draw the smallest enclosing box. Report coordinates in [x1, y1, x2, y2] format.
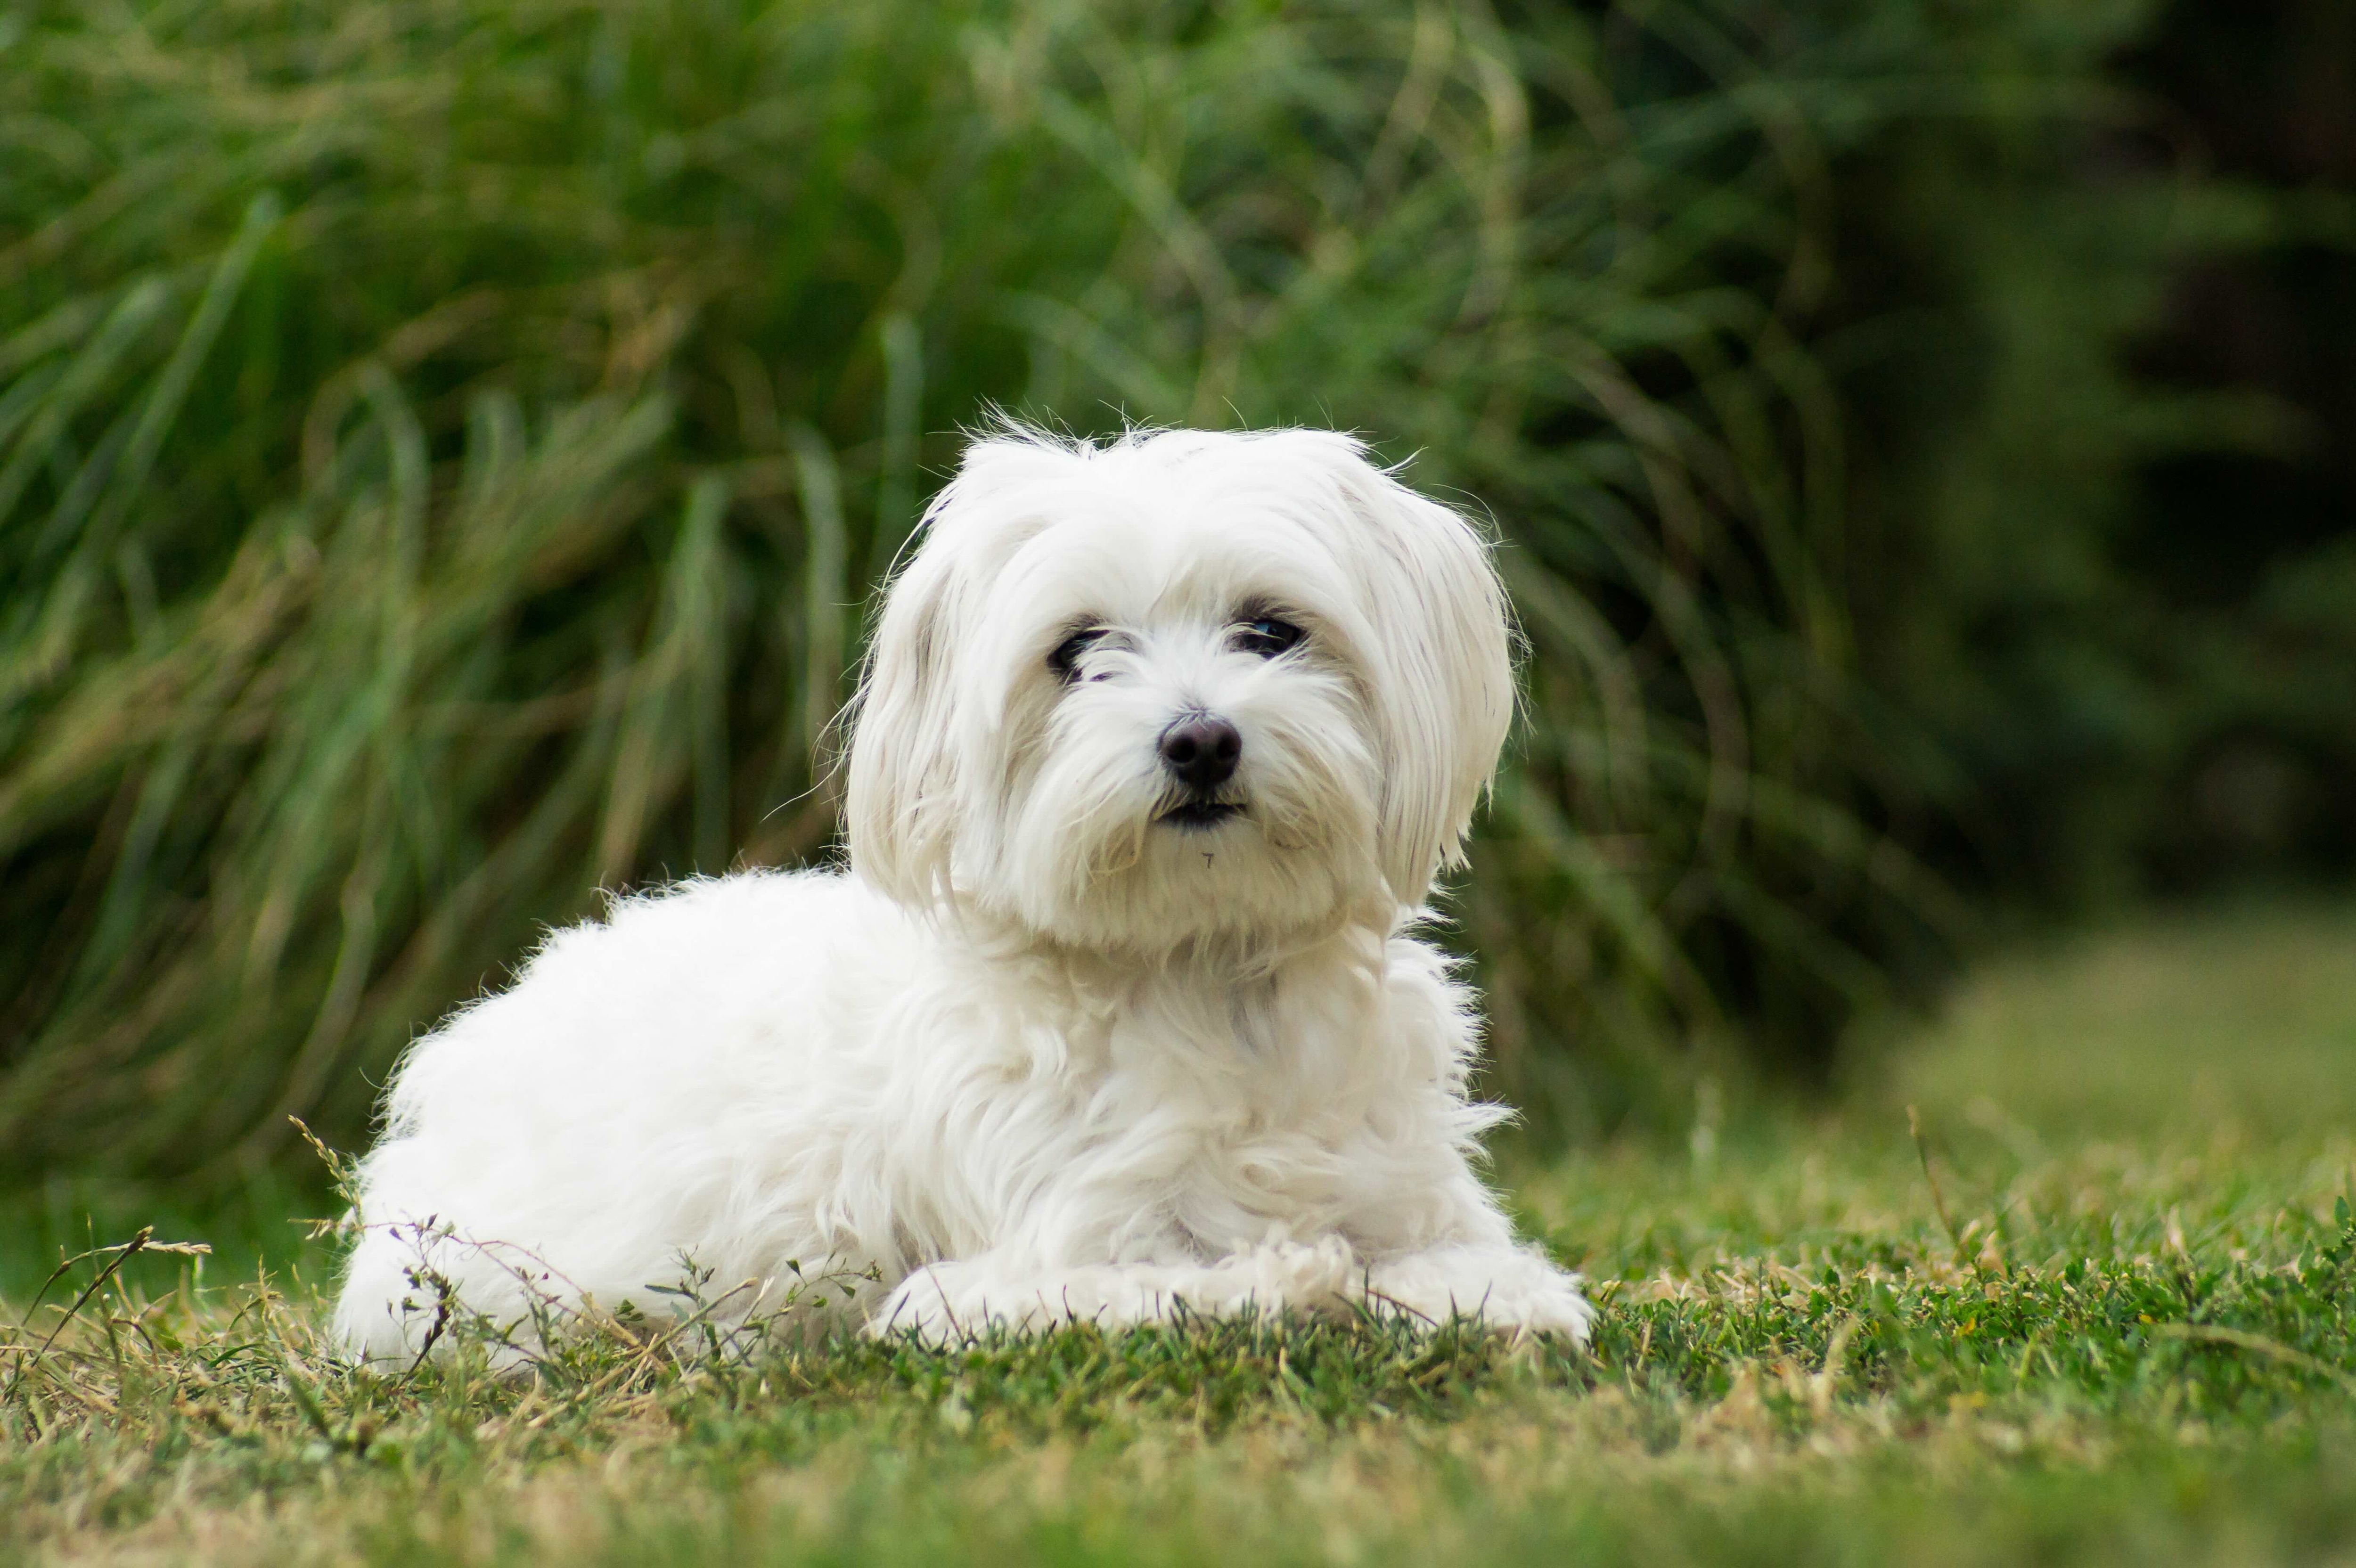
[1160, 715, 1242, 792]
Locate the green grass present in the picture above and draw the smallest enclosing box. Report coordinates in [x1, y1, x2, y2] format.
[5, 901, 2355, 1565]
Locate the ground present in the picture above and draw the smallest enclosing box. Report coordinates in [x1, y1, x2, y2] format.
[4, 902, 2354, 1566]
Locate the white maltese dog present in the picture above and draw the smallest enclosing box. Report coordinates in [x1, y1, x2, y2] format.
[334, 425, 1593, 1360]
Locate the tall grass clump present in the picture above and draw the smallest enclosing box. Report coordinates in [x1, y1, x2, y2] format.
[0, 0, 1951, 1178]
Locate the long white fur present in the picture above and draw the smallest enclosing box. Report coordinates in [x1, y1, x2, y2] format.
[334, 425, 1593, 1359]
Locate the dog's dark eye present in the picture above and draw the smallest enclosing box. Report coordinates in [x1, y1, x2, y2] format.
[1234, 618, 1305, 659]
[1049, 628, 1109, 681]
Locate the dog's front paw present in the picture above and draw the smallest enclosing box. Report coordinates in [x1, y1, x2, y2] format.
[1361, 1244, 1594, 1344]
[1500, 1272, 1595, 1343]
[1195, 1235, 1356, 1318]
[865, 1243, 1366, 1341]
[868, 1264, 1030, 1343]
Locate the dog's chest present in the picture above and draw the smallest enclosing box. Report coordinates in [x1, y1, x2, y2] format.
[1045, 985, 1391, 1238]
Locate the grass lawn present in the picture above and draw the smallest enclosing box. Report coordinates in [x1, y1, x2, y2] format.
[5, 902, 2355, 1566]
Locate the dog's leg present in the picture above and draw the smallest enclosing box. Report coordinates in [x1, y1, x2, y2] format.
[1357, 1244, 1594, 1342]
[867, 1238, 1360, 1342]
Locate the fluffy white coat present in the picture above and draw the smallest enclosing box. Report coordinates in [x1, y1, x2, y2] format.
[335, 425, 1593, 1359]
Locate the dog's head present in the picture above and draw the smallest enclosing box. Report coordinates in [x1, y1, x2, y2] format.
[845, 426, 1512, 954]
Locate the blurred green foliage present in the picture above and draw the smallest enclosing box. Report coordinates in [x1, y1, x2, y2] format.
[1829, 0, 2356, 902]
[0, 0, 2346, 1179]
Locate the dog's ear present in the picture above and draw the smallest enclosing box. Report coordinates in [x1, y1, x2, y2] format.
[849, 426, 1082, 908]
[845, 525, 969, 907]
[1304, 439, 1515, 907]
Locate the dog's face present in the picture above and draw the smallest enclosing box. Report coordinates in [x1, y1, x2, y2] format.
[846, 428, 1512, 955]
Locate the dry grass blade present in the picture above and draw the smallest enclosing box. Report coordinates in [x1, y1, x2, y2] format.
[2, 1227, 210, 1405]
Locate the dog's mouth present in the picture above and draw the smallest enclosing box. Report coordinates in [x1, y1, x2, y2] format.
[1160, 798, 1245, 832]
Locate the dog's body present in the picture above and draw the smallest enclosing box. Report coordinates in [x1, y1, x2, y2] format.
[335, 426, 1592, 1358]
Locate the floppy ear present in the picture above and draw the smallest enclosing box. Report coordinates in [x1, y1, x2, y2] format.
[1315, 443, 1515, 907]
[848, 425, 1084, 906]
[845, 532, 969, 907]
